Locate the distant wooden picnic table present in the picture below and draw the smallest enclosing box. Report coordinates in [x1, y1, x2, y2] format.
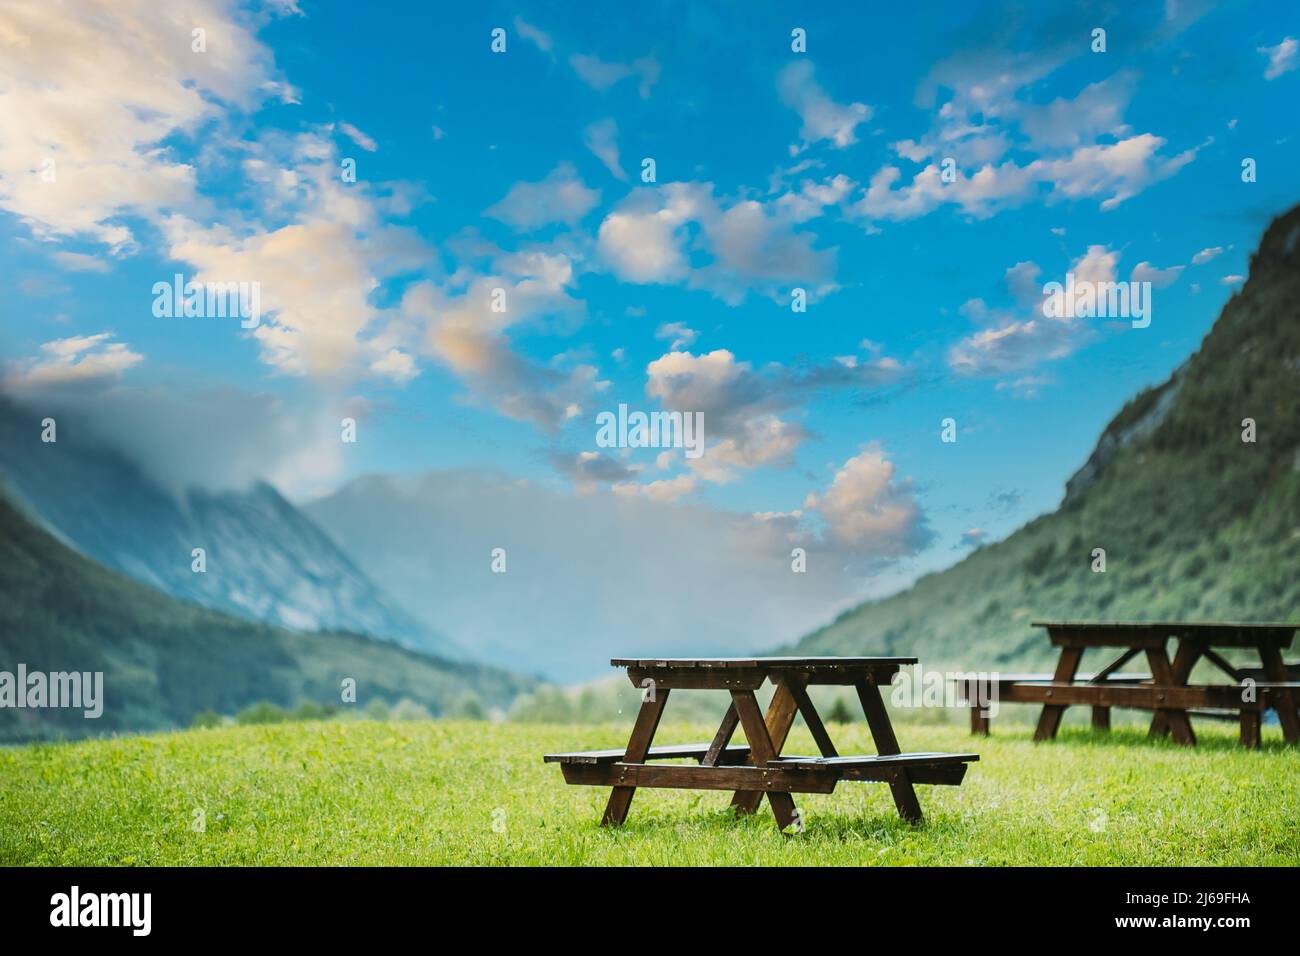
[961, 621, 1300, 747]
[545, 656, 977, 832]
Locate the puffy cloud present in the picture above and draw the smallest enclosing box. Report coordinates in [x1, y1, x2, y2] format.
[4, 333, 142, 390]
[948, 246, 1122, 376]
[803, 446, 928, 557]
[1131, 261, 1183, 288]
[646, 346, 904, 482]
[0, 0, 291, 253]
[161, 131, 432, 384]
[777, 61, 871, 149]
[485, 163, 600, 231]
[597, 182, 836, 304]
[402, 247, 604, 433]
[596, 183, 703, 283]
[853, 134, 1196, 222]
[1259, 37, 1298, 80]
[1192, 246, 1223, 264]
[1036, 134, 1198, 211]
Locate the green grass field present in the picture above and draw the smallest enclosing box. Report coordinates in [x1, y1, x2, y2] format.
[2, 719, 1297, 866]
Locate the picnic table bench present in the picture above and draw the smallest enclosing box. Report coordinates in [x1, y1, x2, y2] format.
[959, 621, 1300, 748]
[545, 656, 977, 832]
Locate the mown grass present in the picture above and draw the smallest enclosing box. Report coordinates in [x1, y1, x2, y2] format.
[2, 719, 1297, 866]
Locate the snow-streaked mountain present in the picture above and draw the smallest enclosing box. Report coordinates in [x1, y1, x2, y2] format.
[0, 395, 457, 657]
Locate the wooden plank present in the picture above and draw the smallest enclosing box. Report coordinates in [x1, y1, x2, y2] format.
[545, 742, 749, 764]
[778, 752, 977, 770]
[1088, 647, 1141, 683]
[1033, 621, 1298, 650]
[1005, 682, 1263, 710]
[563, 762, 837, 794]
[787, 677, 839, 758]
[730, 689, 799, 830]
[600, 689, 669, 827]
[702, 703, 739, 767]
[1091, 706, 1111, 731]
[855, 679, 923, 823]
[611, 656, 918, 669]
[1201, 647, 1245, 681]
[625, 666, 765, 690]
[1033, 646, 1083, 741]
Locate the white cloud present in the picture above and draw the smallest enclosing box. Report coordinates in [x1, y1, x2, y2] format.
[1259, 37, 1298, 80]
[612, 474, 696, 503]
[0, 0, 291, 254]
[803, 445, 927, 556]
[597, 182, 837, 304]
[51, 251, 110, 273]
[1131, 261, 1183, 287]
[4, 333, 142, 389]
[513, 16, 554, 55]
[949, 246, 1121, 376]
[583, 118, 626, 181]
[597, 183, 701, 283]
[337, 122, 378, 153]
[485, 163, 600, 231]
[401, 245, 604, 434]
[655, 322, 698, 351]
[1192, 246, 1223, 264]
[777, 61, 871, 149]
[569, 53, 660, 98]
[162, 131, 432, 384]
[646, 346, 904, 482]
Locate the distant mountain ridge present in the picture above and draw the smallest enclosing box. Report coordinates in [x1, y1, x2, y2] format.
[790, 205, 1300, 668]
[0, 491, 534, 742]
[0, 395, 456, 657]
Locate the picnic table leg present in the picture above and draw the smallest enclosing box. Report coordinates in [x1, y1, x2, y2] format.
[1239, 709, 1262, 749]
[729, 689, 798, 831]
[1144, 648, 1196, 746]
[600, 688, 670, 827]
[1259, 643, 1300, 744]
[1150, 641, 1200, 739]
[730, 678, 800, 816]
[1090, 706, 1110, 731]
[1033, 647, 1083, 742]
[855, 680, 922, 824]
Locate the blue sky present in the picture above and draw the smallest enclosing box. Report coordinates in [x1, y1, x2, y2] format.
[2, 0, 1299, 613]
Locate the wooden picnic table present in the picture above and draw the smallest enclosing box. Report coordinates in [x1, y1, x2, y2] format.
[545, 656, 977, 832]
[964, 621, 1300, 748]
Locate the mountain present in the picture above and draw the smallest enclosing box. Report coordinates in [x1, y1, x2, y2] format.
[0, 395, 456, 657]
[0, 491, 534, 742]
[790, 205, 1300, 668]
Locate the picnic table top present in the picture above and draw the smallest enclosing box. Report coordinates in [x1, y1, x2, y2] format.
[1033, 620, 1297, 630]
[610, 656, 916, 670]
